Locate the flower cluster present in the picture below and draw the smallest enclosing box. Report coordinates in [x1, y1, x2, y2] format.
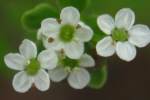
[4, 7, 150, 93]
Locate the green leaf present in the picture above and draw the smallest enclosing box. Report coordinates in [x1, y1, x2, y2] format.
[59, 0, 90, 12]
[21, 3, 59, 32]
[88, 64, 108, 89]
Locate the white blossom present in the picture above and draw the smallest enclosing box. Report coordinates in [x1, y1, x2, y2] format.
[38, 6, 93, 59]
[48, 54, 95, 89]
[4, 39, 58, 93]
[96, 8, 150, 62]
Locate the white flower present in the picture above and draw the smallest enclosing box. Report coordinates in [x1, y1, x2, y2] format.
[4, 39, 58, 93]
[38, 6, 93, 59]
[48, 54, 95, 89]
[96, 8, 150, 62]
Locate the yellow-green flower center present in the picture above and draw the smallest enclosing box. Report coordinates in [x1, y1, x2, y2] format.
[112, 28, 128, 42]
[25, 59, 40, 76]
[59, 24, 75, 42]
[62, 57, 79, 70]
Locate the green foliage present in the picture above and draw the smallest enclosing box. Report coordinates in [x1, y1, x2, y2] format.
[89, 64, 108, 89]
[21, 3, 59, 32]
[81, 14, 106, 46]
[59, 0, 90, 12]
[0, 38, 15, 78]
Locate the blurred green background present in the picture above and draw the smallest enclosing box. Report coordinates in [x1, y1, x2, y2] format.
[0, 0, 150, 100]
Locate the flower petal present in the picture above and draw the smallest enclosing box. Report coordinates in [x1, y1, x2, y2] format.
[96, 36, 115, 57]
[37, 28, 46, 40]
[4, 53, 26, 70]
[12, 71, 33, 93]
[19, 39, 37, 60]
[79, 54, 95, 68]
[43, 37, 64, 50]
[115, 8, 135, 30]
[48, 67, 68, 82]
[75, 23, 93, 42]
[116, 42, 136, 62]
[37, 28, 43, 40]
[97, 14, 115, 34]
[38, 49, 58, 70]
[68, 68, 90, 89]
[60, 6, 80, 26]
[129, 24, 150, 48]
[34, 69, 50, 91]
[64, 41, 84, 59]
[41, 18, 60, 37]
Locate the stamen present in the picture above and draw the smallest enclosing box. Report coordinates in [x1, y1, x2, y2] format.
[25, 59, 40, 76]
[60, 48, 64, 54]
[59, 24, 75, 42]
[112, 28, 128, 42]
[57, 19, 61, 24]
[76, 24, 81, 29]
[48, 37, 54, 43]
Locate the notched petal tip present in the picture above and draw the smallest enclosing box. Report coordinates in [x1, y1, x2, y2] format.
[75, 23, 94, 42]
[64, 41, 84, 59]
[38, 49, 58, 70]
[60, 6, 80, 26]
[96, 36, 115, 57]
[129, 24, 150, 48]
[41, 18, 60, 37]
[79, 54, 95, 68]
[48, 67, 68, 82]
[34, 70, 50, 91]
[97, 14, 115, 35]
[68, 68, 90, 89]
[115, 8, 135, 30]
[4, 53, 26, 71]
[19, 39, 37, 60]
[12, 71, 33, 93]
[116, 42, 137, 62]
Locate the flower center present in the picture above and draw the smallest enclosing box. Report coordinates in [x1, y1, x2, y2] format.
[25, 59, 40, 76]
[112, 28, 128, 42]
[59, 24, 75, 42]
[61, 57, 79, 71]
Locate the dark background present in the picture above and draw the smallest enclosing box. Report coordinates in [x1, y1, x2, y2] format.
[0, 0, 150, 100]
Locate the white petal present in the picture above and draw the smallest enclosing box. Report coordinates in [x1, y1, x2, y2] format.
[12, 71, 33, 93]
[43, 37, 64, 50]
[48, 67, 68, 82]
[38, 49, 58, 70]
[37, 28, 42, 40]
[37, 28, 44, 40]
[64, 41, 84, 59]
[97, 14, 115, 34]
[115, 8, 135, 30]
[4, 53, 26, 70]
[41, 18, 60, 37]
[19, 39, 37, 60]
[60, 6, 80, 26]
[75, 23, 93, 42]
[68, 68, 90, 89]
[116, 42, 136, 62]
[96, 36, 115, 57]
[129, 24, 150, 48]
[34, 69, 50, 91]
[79, 54, 95, 68]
